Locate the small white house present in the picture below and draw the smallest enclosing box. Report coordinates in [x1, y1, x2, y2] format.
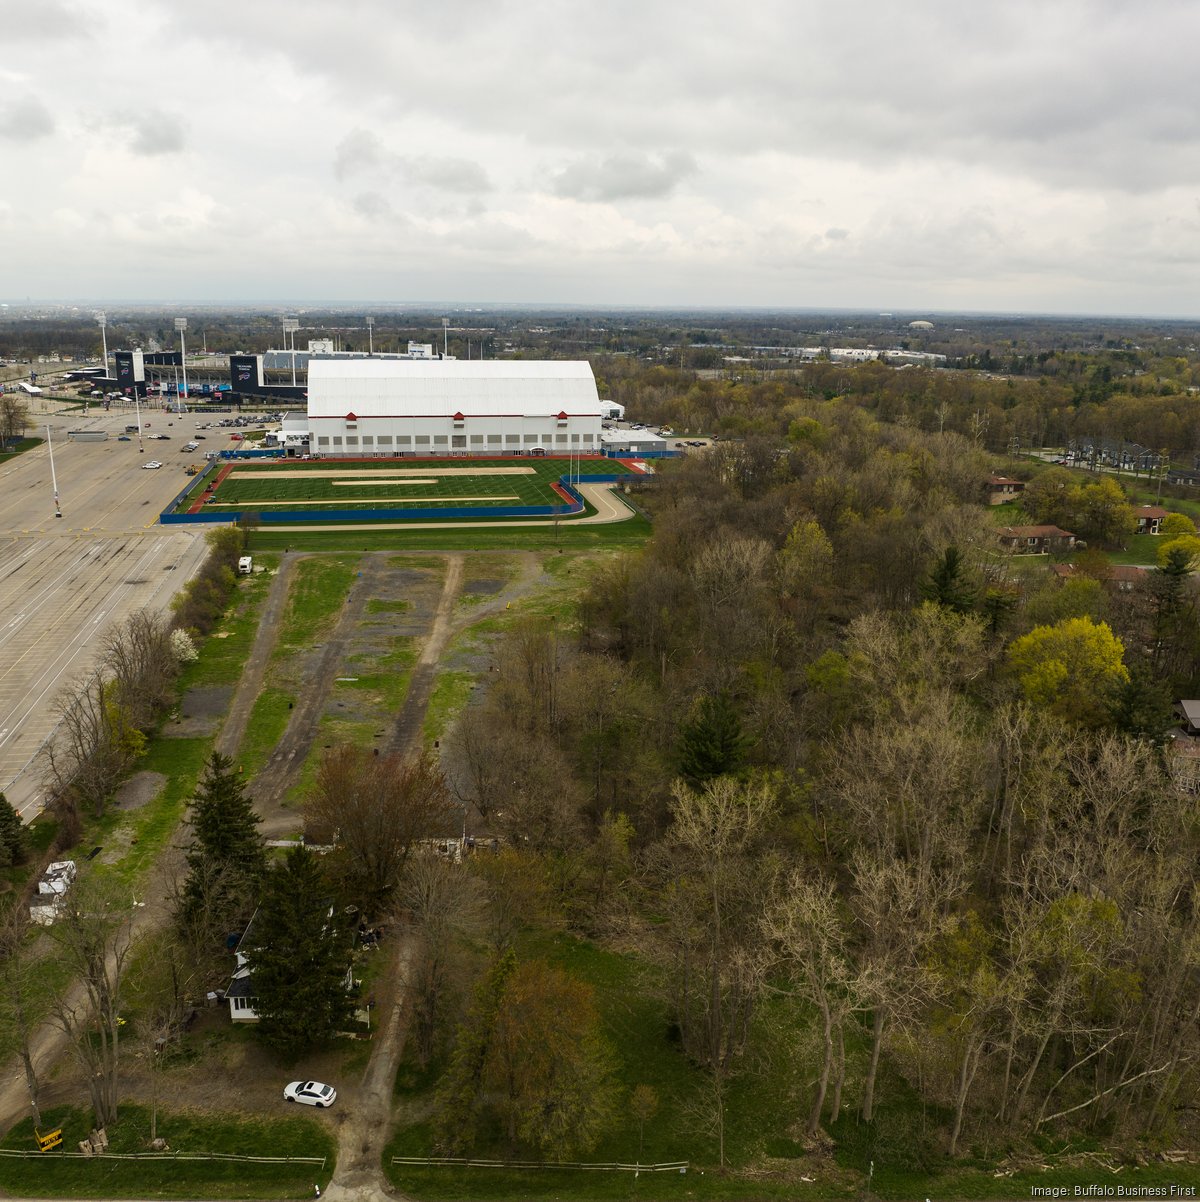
[226, 907, 354, 1023]
[30, 860, 77, 926]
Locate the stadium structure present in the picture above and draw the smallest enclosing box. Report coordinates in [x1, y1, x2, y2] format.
[286, 357, 605, 459]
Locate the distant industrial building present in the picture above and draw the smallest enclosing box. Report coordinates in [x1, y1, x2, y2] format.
[600, 429, 668, 454]
[302, 358, 604, 458]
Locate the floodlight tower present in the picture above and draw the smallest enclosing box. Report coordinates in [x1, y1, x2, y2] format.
[174, 318, 188, 405]
[365, 315, 374, 356]
[282, 318, 300, 386]
[96, 313, 108, 380]
[442, 317, 449, 358]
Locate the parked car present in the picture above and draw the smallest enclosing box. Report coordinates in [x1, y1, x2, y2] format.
[283, 1081, 336, 1108]
[117, 435, 131, 442]
[141, 461, 162, 470]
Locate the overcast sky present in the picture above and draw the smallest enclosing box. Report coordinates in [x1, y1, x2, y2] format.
[3, 0, 1199, 314]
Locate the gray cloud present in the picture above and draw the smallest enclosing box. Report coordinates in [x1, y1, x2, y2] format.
[352, 191, 392, 219]
[333, 129, 385, 181]
[552, 151, 696, 202]
[2, 0, 90, 41]
[0, 97, 55, 141]
[127, 111, 186, 156]
[332, 129, 490, 193]
[404, 155, 490, 194]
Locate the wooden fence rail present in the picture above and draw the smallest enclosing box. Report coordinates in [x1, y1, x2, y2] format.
[0, 1149, 327, 1166]
[390, 1156, 687, 1174]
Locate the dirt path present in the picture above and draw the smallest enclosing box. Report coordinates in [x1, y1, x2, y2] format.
[250, 554, 386, 835]
[325, 551, 549, 1201]
[383, 555, 465, 757]
[215, 554, 302, 758]
[382, 550, 542, 759]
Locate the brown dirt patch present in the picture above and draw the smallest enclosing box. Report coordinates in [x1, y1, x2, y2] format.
[112, 771, 167, 812]
[168, 686, 232, 737]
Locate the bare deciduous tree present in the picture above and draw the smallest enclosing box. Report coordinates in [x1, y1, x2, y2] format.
[401, 855, 487, 1066]
[101, 609, 178, 729]
[48, 874, 137, 1128]
[307, 745, 453, 914]
[42, 671, 143, 818]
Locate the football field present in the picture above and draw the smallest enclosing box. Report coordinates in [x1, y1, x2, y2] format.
[186, 457, 636, 517]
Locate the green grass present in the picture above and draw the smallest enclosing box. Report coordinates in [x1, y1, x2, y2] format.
[274, 556, 359, 658]
[366, 598, 411, 614]
[285, 712, 384, 806]
[335, 666, 414, 712]
[0, 736, 213, 1066]
[237, 687, 296, 776]
[248, 515, 652, 554]
[88, 736, 213, 890]
[0, 1104, 335, 1199]
[177, 555, 280, 689]
[422, 672, 476, 746]
[1104, 533, 1160, 565]
[193, 458, 635, 514]
[0, 436, 42, 463]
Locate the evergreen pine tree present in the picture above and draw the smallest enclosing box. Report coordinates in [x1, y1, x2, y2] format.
[178, 752, 266, 941]
[246, 846, 353, 1060]
[920, 545, 977, 614]
[0, 793, 25, 869]
[1150, 545, 1194, 672]
[677, 692, 750, 785]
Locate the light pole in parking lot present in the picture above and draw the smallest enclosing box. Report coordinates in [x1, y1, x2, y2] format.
[96, 313, 108, 381]
[365, 315, 374, 356]
[174, 318, 188, 404]
[283, 318, 300, 387]
[45, 425, 61, 518]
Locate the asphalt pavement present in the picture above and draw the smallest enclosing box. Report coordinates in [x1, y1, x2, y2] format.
[0, 400, 213, 818]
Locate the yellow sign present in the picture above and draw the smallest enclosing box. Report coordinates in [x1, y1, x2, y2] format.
[35, 1127, 62, 1152]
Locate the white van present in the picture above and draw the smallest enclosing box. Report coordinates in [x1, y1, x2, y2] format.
[237, 556, 253, 575]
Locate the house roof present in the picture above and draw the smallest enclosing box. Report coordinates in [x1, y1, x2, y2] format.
[1109, 566, 1148, 584]
[987, 475, 1024, 486]
[1179, 700, 1200, 726]
[1000, 525, 1075, 538]
[1051, 563, 1147, 585]
[1136, 506, 1171, 519]
[226, 970, 256, 999]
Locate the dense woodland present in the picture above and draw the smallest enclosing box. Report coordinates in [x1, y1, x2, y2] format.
[436, 402, 1200, 1160]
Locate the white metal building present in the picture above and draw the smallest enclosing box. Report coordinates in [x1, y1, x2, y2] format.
[305, 359, 604, 458]
[600, 429, 668, 454]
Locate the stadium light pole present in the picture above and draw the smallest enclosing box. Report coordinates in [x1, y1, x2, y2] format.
[365, 316, 374, 356]
[442, 317, 449, 359]
[283, 318, 300, 387]
[96, 313, 108, 381]
[174, 318, 188, 407]
[46, 424, 61, 518]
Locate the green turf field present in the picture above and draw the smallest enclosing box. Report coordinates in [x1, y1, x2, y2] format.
[190, 457, 635, 513]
